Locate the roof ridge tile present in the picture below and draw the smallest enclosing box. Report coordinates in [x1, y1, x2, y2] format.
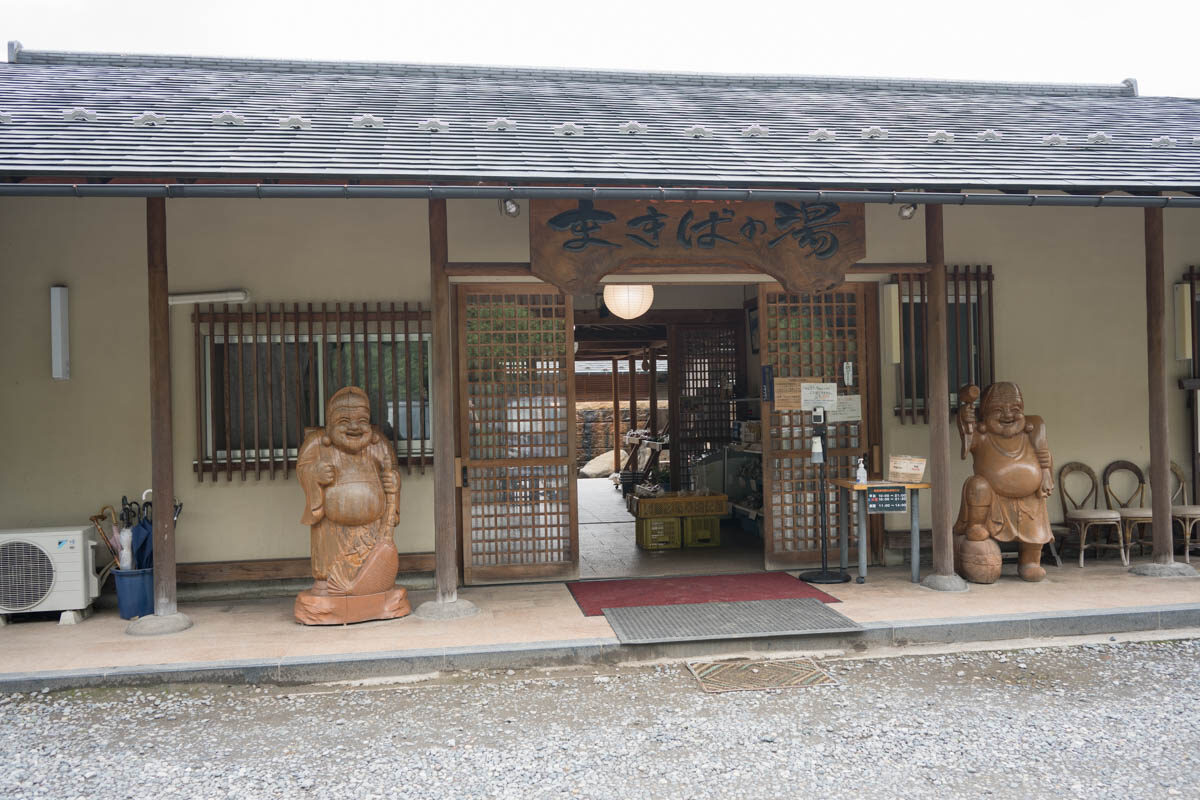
[9, 44, 1137, 98]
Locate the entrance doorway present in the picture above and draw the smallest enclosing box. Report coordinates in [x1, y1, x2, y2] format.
[571, 287, 758, 580]
[454, 281, 881, 585]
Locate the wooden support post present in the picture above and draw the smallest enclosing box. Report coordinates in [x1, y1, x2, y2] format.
[648, 351, 659, 439]
[126, 198, 192, 634]
[612, 357, 621, 473]
[414, 200, 480, 618]
[921, 205, 966, 591]
[1145, 207, 1175, 564]
[428, 199, 459, 603]
[147, 198, 177, 616]
[628, 355, 638, 432]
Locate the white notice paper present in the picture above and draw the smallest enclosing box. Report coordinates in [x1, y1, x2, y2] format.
[800, 382, 838, 411]
[826, 394, 862, 422]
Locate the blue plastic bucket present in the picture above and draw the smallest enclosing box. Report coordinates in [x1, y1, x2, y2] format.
[113, 568, 154, 620]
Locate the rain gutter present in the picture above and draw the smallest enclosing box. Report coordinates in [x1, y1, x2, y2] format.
[0, 183, 1196, 208]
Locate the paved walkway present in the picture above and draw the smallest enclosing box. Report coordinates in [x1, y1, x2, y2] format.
[2, 559, 1197, 689]
[577, 478, 763, 579]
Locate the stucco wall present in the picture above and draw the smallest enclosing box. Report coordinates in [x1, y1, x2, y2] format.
[2, 196, 1196, 564]
[0, 197, 437, 563]
[877, 205, 1198, 529]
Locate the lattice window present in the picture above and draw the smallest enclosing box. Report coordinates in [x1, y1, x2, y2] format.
[466, 465, 572, 567]
[671, 325, 738, 490]
[764, 289, 864, 554]
[1182, 266, 1200, 378]
[894, 265, 995, 423]
[192, 302, 432, 481]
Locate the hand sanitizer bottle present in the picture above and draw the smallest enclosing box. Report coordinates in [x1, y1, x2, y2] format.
[856, 457, 868, 484]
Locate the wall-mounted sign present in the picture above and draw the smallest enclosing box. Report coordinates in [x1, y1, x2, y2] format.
[866, 484, 908, 514]
[530, 198, 867, 294]
[799, 381, 838, 412]
[827, 394, 862, 423]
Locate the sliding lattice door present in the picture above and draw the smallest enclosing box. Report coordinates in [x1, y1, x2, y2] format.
[760, 284, 879, 569]
[457, 285, 578, 584]
[668, 324, 740, 490]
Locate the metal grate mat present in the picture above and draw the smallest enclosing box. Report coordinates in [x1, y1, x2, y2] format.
[602, 597, 861, 645]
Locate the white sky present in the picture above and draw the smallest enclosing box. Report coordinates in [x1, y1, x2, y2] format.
[3, 0, 1199, 98]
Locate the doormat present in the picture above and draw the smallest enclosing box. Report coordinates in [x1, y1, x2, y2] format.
[687, 657, 837, 693]
[603, 597, 861, 645]
[566, 572, 840, 617]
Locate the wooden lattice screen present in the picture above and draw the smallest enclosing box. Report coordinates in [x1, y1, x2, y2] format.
[1183, 266, 1200, 379]
[668, 324, 739, 490]
[895, 265, 994, 423]
[192, 302, 432, 481]
[760, 285, 874, 567]
[458, 286, 577, 583]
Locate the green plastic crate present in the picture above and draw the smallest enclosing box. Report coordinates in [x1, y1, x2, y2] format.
[636, 517, 682, 550]
[683, 516, 721, 548]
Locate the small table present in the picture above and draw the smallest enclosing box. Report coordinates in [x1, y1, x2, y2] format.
[828, 479, 932, 584]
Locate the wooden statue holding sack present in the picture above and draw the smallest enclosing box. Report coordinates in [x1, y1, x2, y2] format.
[294, 386, 411, 624]
[953, 382, 1054, 583]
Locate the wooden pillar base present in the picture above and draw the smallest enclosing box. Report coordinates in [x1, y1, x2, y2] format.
[415, 598, 480, 620]
[1128, 562, 1198, 578]
[920, 573, 968, 592]
[125, 612, 193, 636]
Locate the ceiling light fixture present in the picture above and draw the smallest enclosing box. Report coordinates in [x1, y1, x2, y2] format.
[498, 198, 521, 218]
[603, 285, 654, 320]
[898, 203, 918, 221]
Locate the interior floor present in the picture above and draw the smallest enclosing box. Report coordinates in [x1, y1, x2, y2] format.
[576, 478, 764, 580]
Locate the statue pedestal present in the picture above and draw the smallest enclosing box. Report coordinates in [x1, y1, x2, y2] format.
[294, 587, 411, 625]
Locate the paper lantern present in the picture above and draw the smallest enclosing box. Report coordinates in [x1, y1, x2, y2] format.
[603, 284, 654, 320]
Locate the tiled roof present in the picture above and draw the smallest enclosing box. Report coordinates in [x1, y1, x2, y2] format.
[1, 43, 1198, 191]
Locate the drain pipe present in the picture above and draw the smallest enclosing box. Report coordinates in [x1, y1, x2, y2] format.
[0, 183, 1197, 207]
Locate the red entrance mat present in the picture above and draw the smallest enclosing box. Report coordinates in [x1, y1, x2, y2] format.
[566, 572, 841, 617]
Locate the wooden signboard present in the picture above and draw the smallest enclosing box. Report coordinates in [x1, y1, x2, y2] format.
[530, 198, 867, 294]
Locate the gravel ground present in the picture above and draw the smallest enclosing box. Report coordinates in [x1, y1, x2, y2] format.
[2, 638, 1198, 800]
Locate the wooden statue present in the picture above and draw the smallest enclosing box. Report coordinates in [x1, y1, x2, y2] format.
[953, 382, 1054, 583]
[294, 386, 411, 624]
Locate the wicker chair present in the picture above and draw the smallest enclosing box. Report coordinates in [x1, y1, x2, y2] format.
[1058, 462, 1120, 567]
[1102, 460, 1152, 566]
[1169, 462, 1200, 563]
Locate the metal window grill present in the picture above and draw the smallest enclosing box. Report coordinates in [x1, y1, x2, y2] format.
[1183, 266, 1200, 379]
[895, 265, 995, 424]
[192, 301, 432, 481]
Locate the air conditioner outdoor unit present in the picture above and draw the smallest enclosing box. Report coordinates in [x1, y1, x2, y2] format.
[0, 527, 102, 621]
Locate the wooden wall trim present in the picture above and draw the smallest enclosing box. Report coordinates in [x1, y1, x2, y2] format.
[177, 553, 436, 584]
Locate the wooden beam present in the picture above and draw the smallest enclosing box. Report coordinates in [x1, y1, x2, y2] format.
[648, 350, 659, 439]
[1145, 206, 1174, 563]
[667, 326, 682, 490]
[177, 554, 437, 584]
[924, 205, 956, 582]
[443, 261, 929, 279]
[444, 262, 533, 276]
[628, 355, 638, 433]
[848, 263, 932, 275]
[574, 309, 742, 326]
[146, 197, 178, 616]
[429, 199, 459, 602]
[612, 357, 621, 473]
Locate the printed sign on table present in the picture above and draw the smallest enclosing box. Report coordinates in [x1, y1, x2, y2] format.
[866, 484, 908, 514]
